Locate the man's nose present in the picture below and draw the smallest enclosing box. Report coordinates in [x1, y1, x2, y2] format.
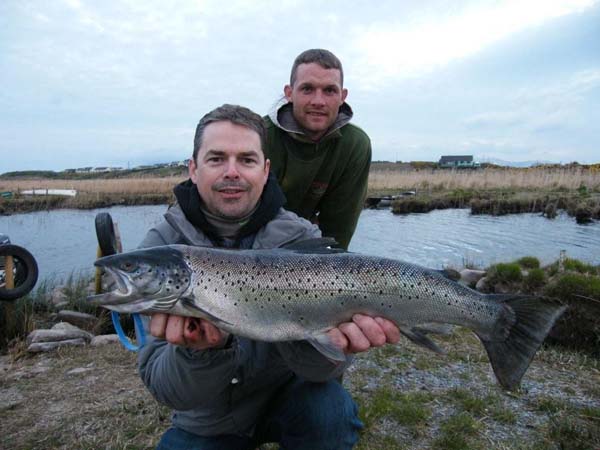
[223, 160, 240, 178]
[310, 89, 326, 106]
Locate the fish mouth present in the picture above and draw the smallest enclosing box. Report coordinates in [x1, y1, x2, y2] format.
[87, 267, 136, 305]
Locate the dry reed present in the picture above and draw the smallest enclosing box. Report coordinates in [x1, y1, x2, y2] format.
[1, 167, 599, 197]
[0, 176, 187, 195]
[368, 167, 600, 192]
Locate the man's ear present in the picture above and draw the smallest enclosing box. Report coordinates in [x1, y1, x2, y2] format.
[264, 158, 271, 184]
[341, 88, 348, 103]
[188, 157, 198, 184]
[284, 85, 293, 102]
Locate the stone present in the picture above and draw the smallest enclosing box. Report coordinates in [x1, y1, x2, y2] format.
[475, 276, 490, 292]
[27, 328, 92, 345]
[50, 287, 68, 306]
[0, 387, 25, 411]
[459, 269, 486, 286]
[27, 338, 86, 353]
[52, 321, 85, 332]
[56, 310, 98, 330]
[91, 334, 120, 346]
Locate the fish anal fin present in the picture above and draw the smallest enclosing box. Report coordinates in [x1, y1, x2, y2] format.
[307, 332, 346, 362]
[399, 326, 446, 354]
[413, 323, 455, 336]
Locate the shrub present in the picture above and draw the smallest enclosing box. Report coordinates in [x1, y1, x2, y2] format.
[487, 263, 523, 285]
[543, 273, 600, 355]
[517, 256, 540, 269]
[564, 258, 598, 275]
[524, 268, 546, 292]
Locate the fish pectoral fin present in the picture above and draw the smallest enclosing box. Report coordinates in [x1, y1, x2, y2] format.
[306, 332, 346, 362]
[399, 326, 446, 354]
[179, 297, 234, 326]
[281, 237, 346, 254]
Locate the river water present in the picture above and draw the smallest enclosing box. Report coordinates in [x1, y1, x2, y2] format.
[1, 205, 599, 280]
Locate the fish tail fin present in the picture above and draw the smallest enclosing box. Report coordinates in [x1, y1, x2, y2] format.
[477, 295, 566, 391]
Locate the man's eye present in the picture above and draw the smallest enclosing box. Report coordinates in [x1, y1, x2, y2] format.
[301, 86, 312, 93]
[242, 158, 257, 165]
[207, 157, 223, 163]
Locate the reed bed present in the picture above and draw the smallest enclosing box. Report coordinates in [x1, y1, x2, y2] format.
[0, 176, 187, 195]
[2, 167, 599, 196]
[368, 167, 600, 192]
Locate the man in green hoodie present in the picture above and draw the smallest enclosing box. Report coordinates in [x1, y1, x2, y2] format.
[265, 49, 371, 250]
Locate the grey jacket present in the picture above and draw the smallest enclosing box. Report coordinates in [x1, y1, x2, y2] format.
[137, 204, 352, 437]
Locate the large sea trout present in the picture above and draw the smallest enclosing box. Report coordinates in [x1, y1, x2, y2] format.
[88, 239, 566, 390]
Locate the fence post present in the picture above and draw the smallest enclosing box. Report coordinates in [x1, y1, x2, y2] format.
[4, 256, 16, 338]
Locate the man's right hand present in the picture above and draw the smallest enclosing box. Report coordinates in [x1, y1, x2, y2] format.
[150, 313, 230, 350]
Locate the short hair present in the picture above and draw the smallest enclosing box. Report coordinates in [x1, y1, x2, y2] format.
[290, 49, 344, 87]
[192, 104, 266, 161]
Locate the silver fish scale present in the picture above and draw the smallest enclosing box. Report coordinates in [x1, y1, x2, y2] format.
[180, 247, 502, 342]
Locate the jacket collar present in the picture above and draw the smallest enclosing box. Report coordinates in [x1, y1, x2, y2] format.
[268, 101, 353, 143]
[171, 172, 286, 247]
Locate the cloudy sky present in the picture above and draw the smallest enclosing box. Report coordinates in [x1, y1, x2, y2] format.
[1, 0, 599, 173]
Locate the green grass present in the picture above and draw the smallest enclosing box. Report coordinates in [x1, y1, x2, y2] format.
[432, 412, 483, 450]
[523, 268, 546, 292]
[517, 256, 541, 269]
[563, 258, 599, 275]
[487, 262, 523, 285]
[358, 387, 433, 436]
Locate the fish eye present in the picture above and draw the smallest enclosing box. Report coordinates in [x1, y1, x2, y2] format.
[120, 261, 137, 272]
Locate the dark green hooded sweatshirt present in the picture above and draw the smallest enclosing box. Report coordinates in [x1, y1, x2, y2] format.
[264, 102, 372, 249]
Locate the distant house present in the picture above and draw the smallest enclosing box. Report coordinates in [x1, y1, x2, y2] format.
[438, 155, 479, 169]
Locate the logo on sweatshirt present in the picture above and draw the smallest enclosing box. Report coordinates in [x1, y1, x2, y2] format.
[309, 181, 328, 198]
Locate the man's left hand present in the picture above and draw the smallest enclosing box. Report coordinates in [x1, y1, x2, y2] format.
[327, 314, 401, 354]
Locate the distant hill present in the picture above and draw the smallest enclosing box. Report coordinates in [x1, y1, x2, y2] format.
[476, 157, 554, 168]
[0, 165, 187, 179]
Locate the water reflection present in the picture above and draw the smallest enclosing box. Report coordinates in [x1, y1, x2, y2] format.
[0, 206, 598, 279]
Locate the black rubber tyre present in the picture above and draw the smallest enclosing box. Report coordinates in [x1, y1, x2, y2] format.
[95, 212, 118, 256]
[0, 244, 39, 301]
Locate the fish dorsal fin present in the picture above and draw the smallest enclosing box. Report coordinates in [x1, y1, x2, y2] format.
[398, 326, 446, 354]
[281, 237, 345, 254]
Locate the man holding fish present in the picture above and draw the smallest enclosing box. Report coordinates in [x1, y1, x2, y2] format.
[136, 102, 399, 449]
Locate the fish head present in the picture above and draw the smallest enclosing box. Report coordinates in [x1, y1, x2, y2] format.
[87, 246, 192, 314]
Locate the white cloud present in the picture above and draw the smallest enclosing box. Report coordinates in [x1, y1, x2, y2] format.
[350, 0, 598, 88]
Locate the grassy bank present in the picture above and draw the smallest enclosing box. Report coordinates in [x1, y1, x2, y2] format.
[389, 189, 600, 222]
[2, 165, 600, 215]
[0, 177, 183, 214]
